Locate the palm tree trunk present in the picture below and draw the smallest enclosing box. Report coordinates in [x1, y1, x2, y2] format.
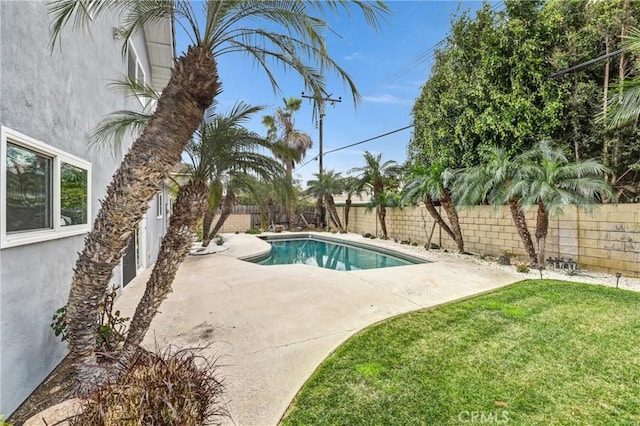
[378, 205, 388, 239]
[201, 208, 216, 247]
[439, 192, 464, 252]
[288, 203, 300, 230]
[211, 190, 236, 235]
[267, 197, 275, 228]
[602, 35, 610, 166]
[534, 201, 549, 267]
[66, 45, 219, 391]
[314, 197, 324, 229]
[423, 198, 456, 242]
[344, 198, 352, 232]
[324, 194, 344, 232]
[123, 179, 210, 354]
[508, 199, 538, 266]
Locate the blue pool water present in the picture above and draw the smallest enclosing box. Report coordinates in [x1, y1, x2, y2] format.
[254, 237, 424, 271]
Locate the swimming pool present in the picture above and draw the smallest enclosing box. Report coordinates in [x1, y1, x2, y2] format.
[248, 235, 427, 271]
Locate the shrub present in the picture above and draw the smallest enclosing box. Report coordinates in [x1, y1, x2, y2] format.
[51, 288, 129, 353]
[516, 263, 530, 273]
[70, 347, 227, 426]
[245, 228, 261, 235]
[214, 235, 225, 246]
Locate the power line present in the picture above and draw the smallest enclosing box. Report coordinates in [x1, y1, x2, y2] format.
[368, 2, 505, 93]
[549, 47, 630, 79]
[295, 124, 415, 171]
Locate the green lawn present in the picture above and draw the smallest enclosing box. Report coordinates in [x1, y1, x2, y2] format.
[281, 280, 640, 425]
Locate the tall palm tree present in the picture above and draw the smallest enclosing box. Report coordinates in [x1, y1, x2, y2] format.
[403, 163, 465, 252]
[513, 140, 615, 265]
[455, 146, 540, 266]
[350, 151, 402, 239]
[49, 0, 388, 386]
[124, 105, 288, 354]
[263, 97, 313, 229]
[306, 170, 345, 232]
[342, 176, 363, 232]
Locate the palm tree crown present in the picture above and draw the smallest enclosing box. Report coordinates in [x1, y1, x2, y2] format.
[513, 140, 615, 216]
[350, 151, 402, 196]
[305, 170, 344, 199]
[51, 0, 389, 110]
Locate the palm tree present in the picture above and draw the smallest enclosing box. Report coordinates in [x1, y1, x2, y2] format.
[514, 140, 615, 265]
[455, 146, 539, 266]
[350, 151, 402, 239]
[342, 176, 363, 232]
[263, 97, 313, 229]
[49, 0, 388, 386]
[306, 170, 345, 232]
[403, 163, 465, 252]
[123, 103, 288, 354]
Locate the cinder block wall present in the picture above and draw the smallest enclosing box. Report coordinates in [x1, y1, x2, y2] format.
[218, 213, 251, 234]
[337, 204, 639, 278]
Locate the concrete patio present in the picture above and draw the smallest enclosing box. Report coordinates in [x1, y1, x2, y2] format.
[115, 232, 523, 425]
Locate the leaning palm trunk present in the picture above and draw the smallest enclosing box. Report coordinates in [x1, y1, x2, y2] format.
[123, 179, 210, 354]
[423, 198, 457, 245]
[344, 198, 352, 232]
[201, 209, 216, 247]
[378, 205, 388, 239]
[210, 190, 236, 236]
[324, 194, 344, 232]
[314, 197, 325, 229]
[440, 192, 464, 252]
[508, 199, 538, 266]
[534, 201, 549, 267]
[66, 45, 219, 390]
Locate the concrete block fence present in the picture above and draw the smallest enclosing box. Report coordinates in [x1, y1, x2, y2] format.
[335, 204, 640, 278]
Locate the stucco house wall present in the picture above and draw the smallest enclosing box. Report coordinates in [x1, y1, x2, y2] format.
[0, 2, 171, 416]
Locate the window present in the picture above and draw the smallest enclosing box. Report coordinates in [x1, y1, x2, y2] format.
[127, 42, 147, 107]
[156, 193, 163, 219]
[1, 126, 91, 248]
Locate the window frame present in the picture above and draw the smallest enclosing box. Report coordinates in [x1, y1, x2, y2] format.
[1, 126, 92, 249]
[127, 41, 148, 107]
[156, 192, 163, 219]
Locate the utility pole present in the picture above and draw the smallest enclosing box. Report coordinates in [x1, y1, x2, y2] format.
[301, 91, 341, 176]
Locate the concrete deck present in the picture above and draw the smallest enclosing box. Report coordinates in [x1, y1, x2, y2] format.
[115, 232, 523, 426]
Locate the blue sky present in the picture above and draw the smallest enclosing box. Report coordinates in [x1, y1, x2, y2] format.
[175, 1, 491, 186]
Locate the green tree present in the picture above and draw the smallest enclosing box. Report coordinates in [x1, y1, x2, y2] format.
[306, 170, 345, 232]
[49, 0, 389, 388]
[409, 1, 562, 169]
[263, 97, 313, 229]
[350, 151, 402, 239]
[514, 140, 615, 265]
[455, 146, 539, 266]
[403, 163, 464, 252]
[121, 102, 288, 354]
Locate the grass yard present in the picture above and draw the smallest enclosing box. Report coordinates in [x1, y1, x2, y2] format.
[281, 280, 640, 425]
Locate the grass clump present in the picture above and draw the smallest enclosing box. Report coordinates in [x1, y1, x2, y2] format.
[282, 280, 640, 425]
[71, 347, 227, 426]
[245, 228, 261, 235]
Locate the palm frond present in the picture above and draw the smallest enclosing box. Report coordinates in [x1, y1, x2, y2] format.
[48, 0, 124, 50]
[90, 110, 151, 158]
